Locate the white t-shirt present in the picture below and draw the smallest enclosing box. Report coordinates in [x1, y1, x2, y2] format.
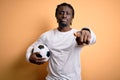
[26, 28, 96, 80]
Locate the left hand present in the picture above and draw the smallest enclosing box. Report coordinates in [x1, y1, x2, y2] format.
[29, 49, 46, 65]
[74, 30, 91, 45]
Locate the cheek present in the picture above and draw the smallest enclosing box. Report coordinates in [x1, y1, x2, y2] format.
[68, 15, 73, 20]
[56, 14, 62, 18]
[68, 17, 73, 22]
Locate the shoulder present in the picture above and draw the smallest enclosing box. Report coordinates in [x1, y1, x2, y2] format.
[40, 28, 56, 37]
[43, 29, 56, 34]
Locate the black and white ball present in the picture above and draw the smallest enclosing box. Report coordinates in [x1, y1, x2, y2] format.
[33, 44, 51, 62]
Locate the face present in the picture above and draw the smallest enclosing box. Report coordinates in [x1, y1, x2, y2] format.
[56, 6, 73, 27]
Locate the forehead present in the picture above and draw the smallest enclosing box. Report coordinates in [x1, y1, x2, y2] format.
[57, 6, 72, 12]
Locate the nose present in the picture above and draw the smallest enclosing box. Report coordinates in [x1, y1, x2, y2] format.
[62, 13, 67, 18]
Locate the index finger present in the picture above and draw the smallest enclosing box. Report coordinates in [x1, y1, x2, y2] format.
[74, 31, 81, 37]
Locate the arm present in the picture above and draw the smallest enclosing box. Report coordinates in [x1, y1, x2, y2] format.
[26, 34, 46, 65]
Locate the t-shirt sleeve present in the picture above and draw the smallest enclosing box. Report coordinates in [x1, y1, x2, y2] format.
[89, 29, 96, 45]
[26, 33, 46, 62]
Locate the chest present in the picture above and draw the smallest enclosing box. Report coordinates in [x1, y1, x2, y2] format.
[46, 31, 76, 51]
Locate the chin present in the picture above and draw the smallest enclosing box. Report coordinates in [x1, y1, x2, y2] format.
[59, 22, 68, 27]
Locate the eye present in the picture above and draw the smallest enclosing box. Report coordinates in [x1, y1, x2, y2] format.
[66, 12, 71, 15]
[58, 11, 64, 15]
[58, 11, 71, 16]
[38, 45, 44, 49]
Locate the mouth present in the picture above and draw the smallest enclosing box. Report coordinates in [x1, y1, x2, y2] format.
[62, 19, 67, 22]
[60, 19, 67, 22]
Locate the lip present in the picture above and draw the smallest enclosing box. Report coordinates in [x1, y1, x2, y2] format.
[61, 19, 67, 22]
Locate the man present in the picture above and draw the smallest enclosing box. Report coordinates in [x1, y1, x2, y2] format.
[26, 2, 96, 80]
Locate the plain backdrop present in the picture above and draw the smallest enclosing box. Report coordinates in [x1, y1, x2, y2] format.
[0, 0, 120, 80]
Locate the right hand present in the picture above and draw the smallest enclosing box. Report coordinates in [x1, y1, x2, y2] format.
[74, 30, 91, 45]
[29, 49, 46, 65]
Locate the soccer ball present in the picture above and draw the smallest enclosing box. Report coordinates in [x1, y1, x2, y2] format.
[33, 44, 51, 62]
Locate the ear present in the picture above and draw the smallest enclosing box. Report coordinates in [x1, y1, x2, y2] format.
[70, 20, 73, 25]
[55, 16, 58, 23]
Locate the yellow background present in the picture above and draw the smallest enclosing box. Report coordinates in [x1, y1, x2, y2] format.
[0, 0, 120, 80]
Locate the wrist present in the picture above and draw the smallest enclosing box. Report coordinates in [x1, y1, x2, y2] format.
[81, 28, 91, 33]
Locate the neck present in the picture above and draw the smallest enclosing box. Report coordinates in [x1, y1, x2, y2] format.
[57, 26, 72, 32]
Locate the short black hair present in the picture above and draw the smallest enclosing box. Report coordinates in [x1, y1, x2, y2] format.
[55, 2, 75, 18]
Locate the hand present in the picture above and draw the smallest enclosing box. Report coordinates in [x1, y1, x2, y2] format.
[29, 49, 46, 65]
[74, 30, 91, 45]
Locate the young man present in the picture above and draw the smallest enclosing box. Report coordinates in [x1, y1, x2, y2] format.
[26, 2, 96, 80]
